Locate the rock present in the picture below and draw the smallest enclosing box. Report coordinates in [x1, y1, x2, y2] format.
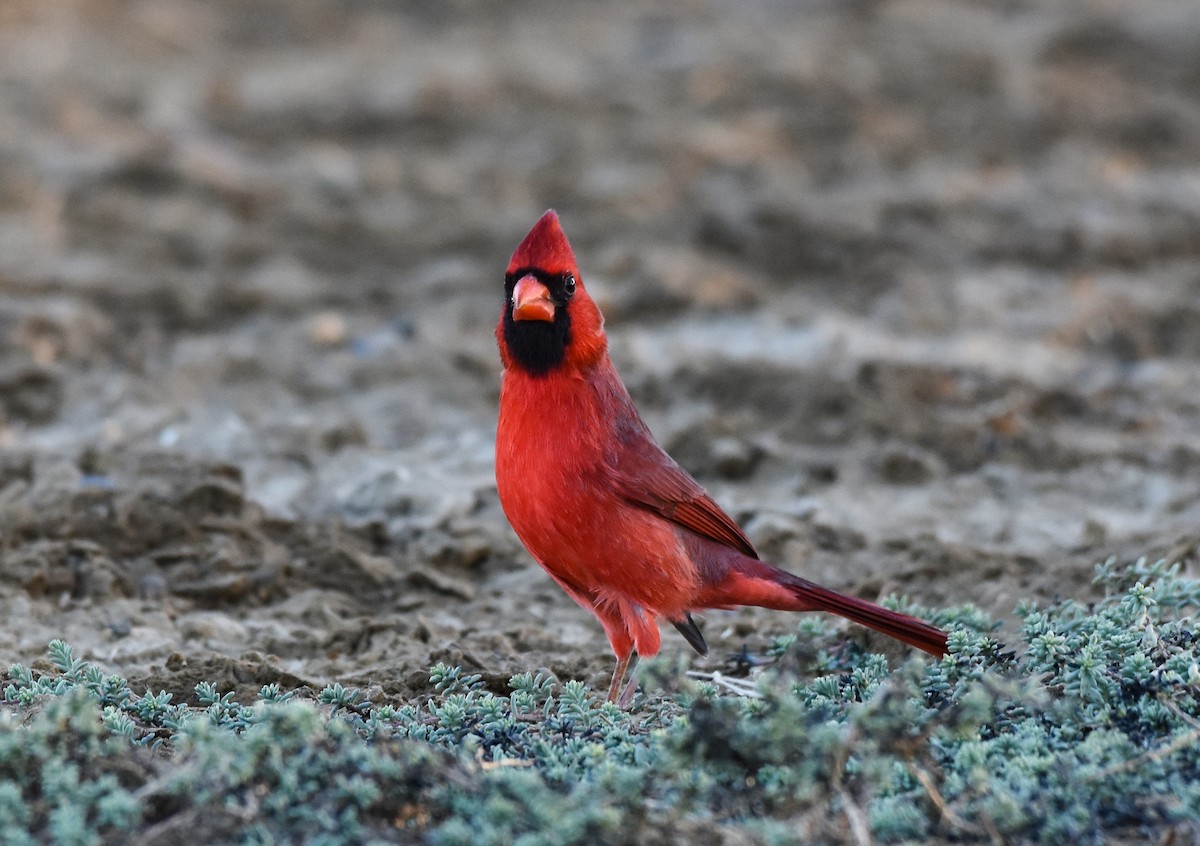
[877, 447, 940, 485]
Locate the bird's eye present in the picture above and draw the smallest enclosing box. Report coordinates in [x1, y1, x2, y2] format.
[562, 273, 576, 298]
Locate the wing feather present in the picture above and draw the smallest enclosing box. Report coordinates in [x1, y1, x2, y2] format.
[608, 411, 758, 559]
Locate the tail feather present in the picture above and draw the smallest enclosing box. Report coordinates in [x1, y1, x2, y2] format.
[699, 557, 949, 657]
[784, 575, 949, 657]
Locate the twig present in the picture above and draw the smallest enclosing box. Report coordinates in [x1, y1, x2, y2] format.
[835, 784, 873, 846]
[910, 763, 979, 835]
[684, 671, 763, 699]
[1166, 700, 1200, 731]
[829, 723, 872, 846]
[1087, 724, 1200, 782]
[479, 758, 533, 771]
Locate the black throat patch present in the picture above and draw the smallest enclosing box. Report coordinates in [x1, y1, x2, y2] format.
[502, 269, 574, 376]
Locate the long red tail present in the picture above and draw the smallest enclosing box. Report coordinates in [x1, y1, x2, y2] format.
[782, 574, 949, 656]
[706, 560, 949, 657]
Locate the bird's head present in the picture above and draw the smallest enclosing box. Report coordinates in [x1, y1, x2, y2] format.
[497, 210, 607, 376]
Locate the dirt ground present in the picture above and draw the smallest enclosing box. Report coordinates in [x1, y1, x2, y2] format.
[1, 0, 1198, 705]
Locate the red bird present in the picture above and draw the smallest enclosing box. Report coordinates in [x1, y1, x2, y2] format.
[495, 210, 948, 705]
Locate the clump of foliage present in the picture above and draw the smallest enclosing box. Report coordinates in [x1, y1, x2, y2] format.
[2, 556, 1199, 844]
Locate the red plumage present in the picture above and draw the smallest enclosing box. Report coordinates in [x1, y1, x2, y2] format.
[495, 210, 948, 704]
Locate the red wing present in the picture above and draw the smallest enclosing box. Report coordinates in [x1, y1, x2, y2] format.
[610, 423, 759, 560]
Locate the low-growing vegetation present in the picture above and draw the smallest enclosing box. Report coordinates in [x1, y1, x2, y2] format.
[2, 557, 1198, 844]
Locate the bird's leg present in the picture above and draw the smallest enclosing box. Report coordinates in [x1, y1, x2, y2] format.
[614, 654, 641, 708]
[606, 653, 630, 702]
[606, 652, 637, 704]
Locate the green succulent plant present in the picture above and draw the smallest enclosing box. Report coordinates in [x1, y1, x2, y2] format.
[1, 556, 1197, 843]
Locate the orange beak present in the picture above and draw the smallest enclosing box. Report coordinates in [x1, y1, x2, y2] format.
[512, 275, 555, 322]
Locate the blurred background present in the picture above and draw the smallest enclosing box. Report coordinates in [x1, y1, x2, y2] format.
[1, 0, 1198, 697]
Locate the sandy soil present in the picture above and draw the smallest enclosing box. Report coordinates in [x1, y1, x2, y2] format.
[1, 0, 1198, 704]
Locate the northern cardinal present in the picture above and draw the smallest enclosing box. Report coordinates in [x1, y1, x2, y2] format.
[495, 210, 948, 705]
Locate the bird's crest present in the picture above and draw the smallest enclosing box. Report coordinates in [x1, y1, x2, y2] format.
[508, 209, 578, 276]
